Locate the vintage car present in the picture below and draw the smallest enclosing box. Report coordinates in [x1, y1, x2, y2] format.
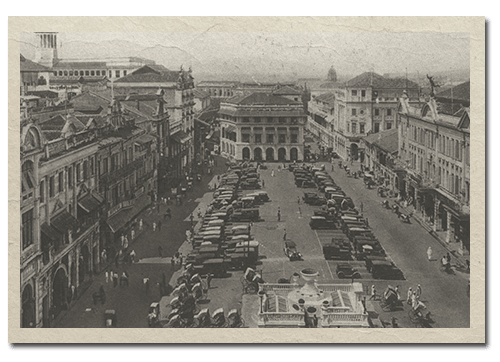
[301, 180, 317, 188]
[284, 241, 302, 261]
[364, 256, 391, 272]
[322, 239, 351, 260]
[371, 262, 405, 280]
[231, 208, 260, 222]
[335, 263, 361, 279]
[309, 216, 336, 229]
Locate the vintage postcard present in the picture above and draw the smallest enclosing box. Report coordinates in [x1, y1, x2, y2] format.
[8, 16, 485, 343]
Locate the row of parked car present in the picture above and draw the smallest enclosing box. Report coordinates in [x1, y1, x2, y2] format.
[186, 162, 270, 277]
[291, 163, 405, 280]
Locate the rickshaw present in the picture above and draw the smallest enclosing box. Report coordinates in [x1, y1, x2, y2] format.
[379, 285, 403, 312]
[284, 240, 302, 261]
[408, 301, 433, 328]
[227, 309, 245, 328]
[104, 309, 117, 327]
[148, 303, 160, 327]
[241, 267, 264, 294]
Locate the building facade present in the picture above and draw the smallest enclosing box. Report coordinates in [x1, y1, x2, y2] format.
[307, 92, 336, 150]
[397, 89, 470, 251]
[310, 72, 420, 161]
[218, 93, 306, 162]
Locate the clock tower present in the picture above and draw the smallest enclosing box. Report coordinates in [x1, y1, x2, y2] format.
[34, 32, 58, 68]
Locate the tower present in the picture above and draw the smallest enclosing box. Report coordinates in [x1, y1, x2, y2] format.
[34, 32, 58, 68]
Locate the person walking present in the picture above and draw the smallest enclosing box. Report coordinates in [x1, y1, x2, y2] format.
[406, 287, 413, 305]
[360, 202, 364, 214]
[152, 222, 157, 232]
[416, 284, 422, 300]
[144, 277, 150, 293]
[130, 250, 136, 263]
[369, 285, 377, 300]
[271, 169, 275, 177]
[123, 235, 129, 250]
[139, 219, 143, 231]
[158, 245, 163, 258]
[166, 208, 172, 219]
[105, 270, 109, 284]
[113, 272, 118, 288]
[207, 273, 214, 289]
[262, 179, 265, 188]
[120, 234, 125, 248]
[427, 246, 433, 261]
[297, 196, 300, 204]
[277, 209, 281, 222]
[283, 228, 287, 241]
[130, 228, 135, 240]
[446, 252, 451, 265]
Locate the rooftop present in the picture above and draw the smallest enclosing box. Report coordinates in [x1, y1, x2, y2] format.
[115, 64, 184, 84]
[20, 54, 51, 72]
[346, 72, 420, 89]
[362, 128, 399, 154]
[314, 92, 335, 104]
[436, 81, 470, 103]
[224, 92, 303, 106]
[272, 85, 302, 96]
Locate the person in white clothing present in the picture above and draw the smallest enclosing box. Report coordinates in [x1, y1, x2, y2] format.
[427, 246, 433, 261]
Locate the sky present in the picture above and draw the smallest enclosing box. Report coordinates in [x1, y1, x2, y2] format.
[21, 31, 470, 80]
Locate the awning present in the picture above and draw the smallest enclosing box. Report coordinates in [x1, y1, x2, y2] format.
[40, 222, 62, 241]
[78, 193, 102, 213]
[172, 130, 191, 144]
[107, 209, 130, 233]
[134, 133, 156, 145]
[51, 210, 79, 234]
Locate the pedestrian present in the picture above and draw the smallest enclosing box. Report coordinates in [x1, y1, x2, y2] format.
[283, 228, 287, 241]
[360, 202, 364, 214]
[411, 291, 418, 309]
[123, 235, 129, 250]
[277, 209, 281, 222]
[262, 180, 265, 188]
[131, 228, 135, 240]
[120, 234, 125, 248]
[144, 277, 150, 293]
[101, 249, 107, 264]
[207, 273, 214, 289]
[152, 222, 157, 232]
[167, 208, 172, 219]
[190, 213, 194, 223]
[130, 250, 136, 263]
[331, 164, 334, 171]
[139, 219, 143, 231]
[446, 252, 451, 264]
[105, 270, 109, 284]
[113, 272, 118, 288]
[416, 284, 422, 300]
[406, 287, 413, 305]
[197, 208, 202, 219]
[369, 285, 377, 300]
[171, 256, 175, 268]
[158, 245, 163, 258]
[271, 170, 275, 177]
[158, 220, 162, 231]
[427, 246, 433, 261]
[395, 286, 401, 301]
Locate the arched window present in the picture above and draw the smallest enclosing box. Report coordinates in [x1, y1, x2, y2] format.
[21, 161, 34, 192]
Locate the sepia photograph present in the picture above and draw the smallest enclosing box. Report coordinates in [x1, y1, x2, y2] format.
[8, 16, 485, 343]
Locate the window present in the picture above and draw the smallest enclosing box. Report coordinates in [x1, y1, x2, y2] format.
[76, 163, 81, 182]
[278, 134, 286, 144]
[58, 172, 64, 193]
[351, 90, 357, 96]
[291, 134, 298, 143]
[374, 123, 380, 133]
[85, 70, 90, 76]
[58, 71, 63, 76]
[69, 71, 73, 76]
[90, 70, 95, 76]
[40, 180, 45, 203]
[90, 158, 94, 175]
[361, 90, 366, 97]
[387, 108, 392, 116]
[360, 124, 365, 134]
[103, 158, 108, 174]
[254, 117, 261, 123]
[123, 151, 128, 166]
[49, 176, 55, 197]
[109, 70, 112, 78]
[267, 117, 273, 123]
[80, 71, 84, 76]
[129, 147, 133, 162]
[242, 134, 250, 143]
[21, 161, 34, 193]
[83, 161, 88, 180]
[96, 70, 101, 76]
[53, 72, 58, 76]
[351, 123, 357, 134]
[374, 108, 380, 116]
[242, 118, 249, 123]
[103, 70, 106, 76]
[68, 167, 73, 187]
[115, 70, 120, 78]
[254, 134, 262, 144]
[266, 134, 274, 144]
[351, 108, 356, 116]
[386, 123, 392, 130]
[22, 209, 34, 250]
[123, 70, 127, 76]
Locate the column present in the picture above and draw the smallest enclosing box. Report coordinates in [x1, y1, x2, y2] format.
[445, 212, 454, 243]
[433, 199, 441, 231]
[75, 248, 80, 288]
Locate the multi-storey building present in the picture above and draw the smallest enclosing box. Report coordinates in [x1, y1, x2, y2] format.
[196, 81, 238, 99]
[218, 93, 306, 162]
[20, 83, 160, 328]
[397, 82, 470, 251]
[307, 92, 336, 150]
[328, 72, 420, 161]
[113, 64, 195, 187]
[32, 32, 155, 89]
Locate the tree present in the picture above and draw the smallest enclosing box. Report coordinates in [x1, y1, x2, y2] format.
[328, 66, 337, 82]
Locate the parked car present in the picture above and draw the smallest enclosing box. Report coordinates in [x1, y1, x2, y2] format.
[309, 216, 336, 229]
[371, 263, 405, 280]
[335, 263, 361, 279]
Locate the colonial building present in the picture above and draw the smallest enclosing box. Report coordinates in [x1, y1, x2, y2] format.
[361, 128, 403, 193]
[20, 80, 162, 327]
[32, 32, 155, 90]
[113, 64, 195, 188]
[329, 72, 420, 161]
[218, 92, 306, 162]
[307, 92, 336, 149]
[20, 54, 51, 96]
[397, 82, 470, 252]
[196, 81, 238, 99]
